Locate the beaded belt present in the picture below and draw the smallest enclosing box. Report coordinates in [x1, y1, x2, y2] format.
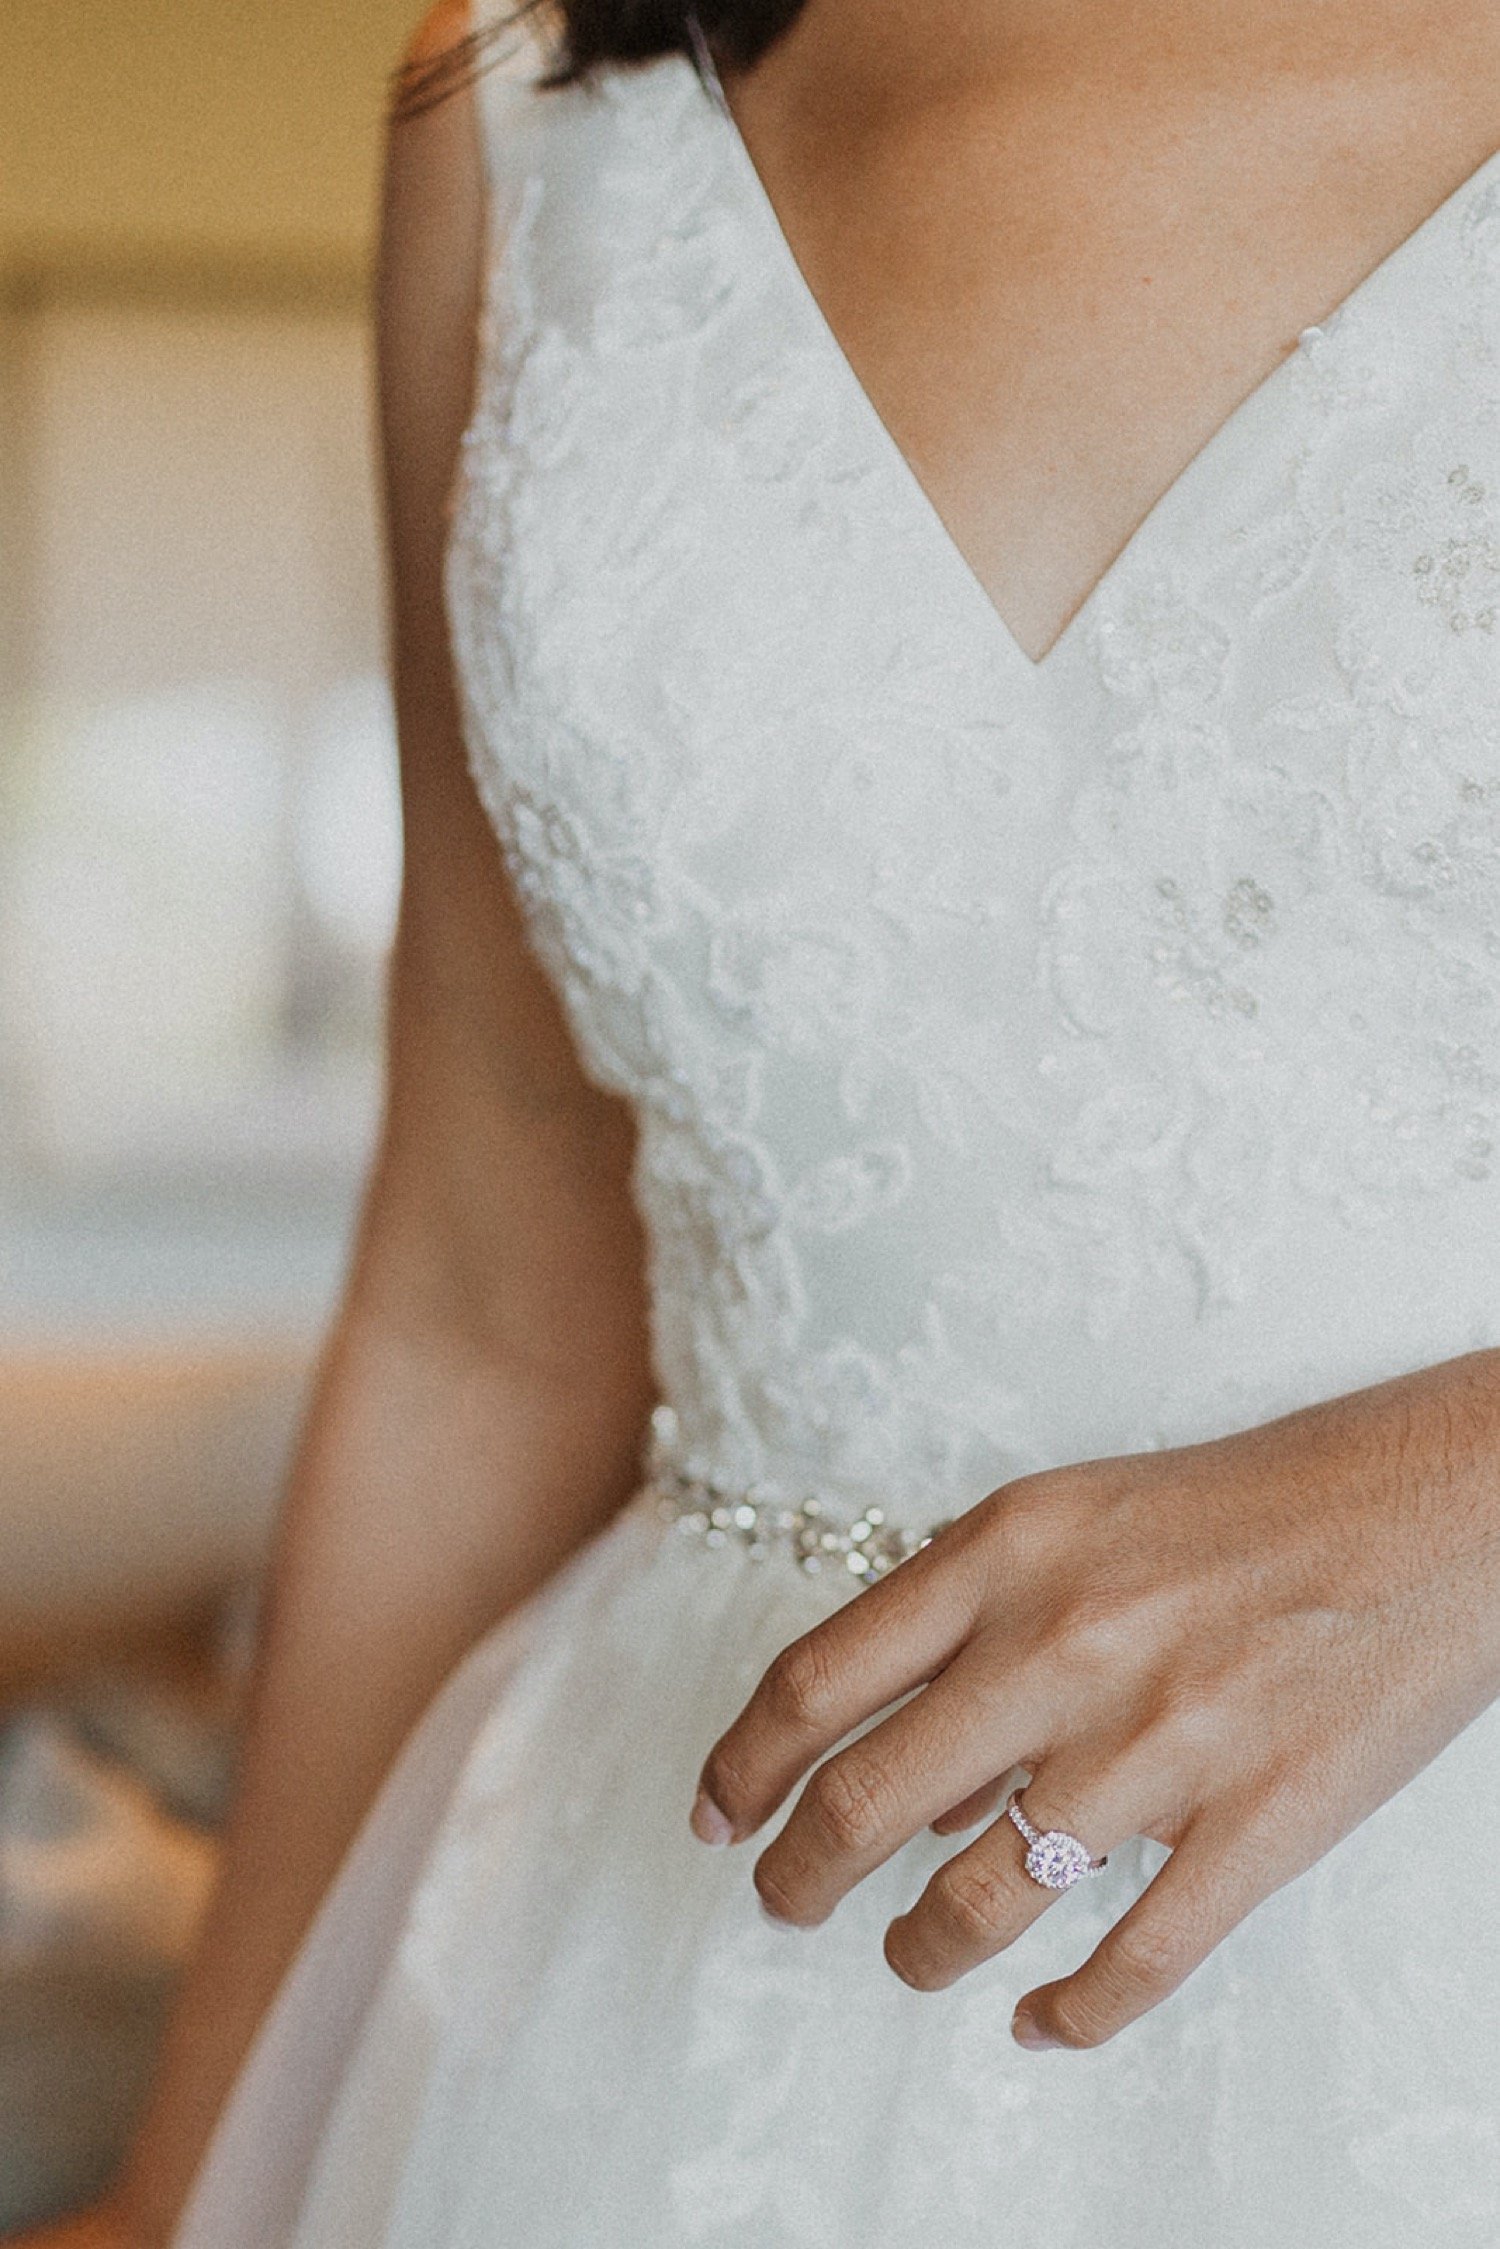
[641, 1405, 951, 1586]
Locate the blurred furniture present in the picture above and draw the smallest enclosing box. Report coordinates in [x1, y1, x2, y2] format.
[0, 1347, 305, 1689]
[0, 1347, 309, 2231]
[0, 1709, 219, 2232]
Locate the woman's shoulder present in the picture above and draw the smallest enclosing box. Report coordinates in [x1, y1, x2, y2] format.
[399, 0, 475, 73]
[393, 0, 557, 156]
[389, 0, 563, 246]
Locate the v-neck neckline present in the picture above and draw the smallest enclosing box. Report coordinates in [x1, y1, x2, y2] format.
[684, 20, 1500, 678]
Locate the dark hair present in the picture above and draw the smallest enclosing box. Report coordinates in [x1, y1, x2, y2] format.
[390, 0, 806, 121]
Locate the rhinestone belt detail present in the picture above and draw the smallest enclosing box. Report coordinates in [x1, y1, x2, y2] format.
[642, 1407, 951, 1586]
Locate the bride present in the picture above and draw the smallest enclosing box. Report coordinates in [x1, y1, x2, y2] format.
[25, 0, 1500, 2239]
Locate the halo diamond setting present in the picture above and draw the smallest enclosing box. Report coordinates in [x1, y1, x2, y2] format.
[1005, 1796, 1108, 1891]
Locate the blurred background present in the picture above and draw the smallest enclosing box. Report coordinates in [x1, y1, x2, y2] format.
[0, 0, 419, 2224]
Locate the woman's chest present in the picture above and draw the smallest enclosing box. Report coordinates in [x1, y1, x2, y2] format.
[445, 61, 1500, 1218]
[706, 36, 1500, 664]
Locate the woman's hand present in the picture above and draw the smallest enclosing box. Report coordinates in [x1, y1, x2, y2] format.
[690, 1350, 1500, 2050]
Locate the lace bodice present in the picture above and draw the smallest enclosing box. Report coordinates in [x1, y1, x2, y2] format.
[169, 48, 1500, 2242]
[444, 20, 1500, 1534]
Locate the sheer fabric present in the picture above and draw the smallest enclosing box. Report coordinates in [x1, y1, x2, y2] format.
[175, 16, 1500, 2242]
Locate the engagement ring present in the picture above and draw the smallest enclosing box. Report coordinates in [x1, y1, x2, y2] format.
[1005, 1794, 1109, 1891]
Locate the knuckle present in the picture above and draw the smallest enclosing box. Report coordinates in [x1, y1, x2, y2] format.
[1104, 1918, 1187, 2003]
[930, 1857, 1019, 1945]
[1251, 1754, 1323, 1827]
[1153, 1685, 1237, 1771]
[1006, 1463, 1098, 1529]
[983, 1475, 1049, 1550]
[1057, 1586, 1139, 1674]
[763, 1634, 841, 1733]
[954, 1485, 1010, 1543]
[995, 1465, 1065, 1512]
[953, 1481, 1042, 1578]
[805, 1756, 898, 1854]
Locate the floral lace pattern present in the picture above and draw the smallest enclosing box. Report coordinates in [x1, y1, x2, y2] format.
[171, 28, 1500, 2249]
[447, 42, 1500, 1522]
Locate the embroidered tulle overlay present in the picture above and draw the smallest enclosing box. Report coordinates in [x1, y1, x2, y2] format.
[175, 25, 1500, 2249]
[447, 49, 1500, 1530]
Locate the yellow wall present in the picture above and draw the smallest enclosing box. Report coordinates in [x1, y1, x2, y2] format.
[2, 0, 429, 283]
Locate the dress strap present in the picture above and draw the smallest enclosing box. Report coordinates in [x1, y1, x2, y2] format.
[683, 9, 727, 108]
[465, 0, 551, 215]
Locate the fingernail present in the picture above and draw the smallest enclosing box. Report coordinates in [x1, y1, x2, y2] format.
[1011, 2008, 1062, 2052]
[757, 1899, 798, 1932]
[690, 1788, 734, 1847]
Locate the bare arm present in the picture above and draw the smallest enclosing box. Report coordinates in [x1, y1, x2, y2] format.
[27, 12, 654, 2239]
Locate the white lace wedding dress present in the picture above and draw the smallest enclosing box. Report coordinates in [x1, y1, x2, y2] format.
[174, 12, 1500, 2243]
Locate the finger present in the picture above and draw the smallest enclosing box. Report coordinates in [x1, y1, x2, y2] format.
[694, 1526, 982, 1844]
[931, 1772, 1018, 1836]
[885, 1757, 1143, 1993]
[751, 1659, 1048, 1927]
[1011, 1806, 1282, 2050]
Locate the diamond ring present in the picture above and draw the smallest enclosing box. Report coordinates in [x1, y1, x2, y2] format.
[1005, 1793, 1109, 1891]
